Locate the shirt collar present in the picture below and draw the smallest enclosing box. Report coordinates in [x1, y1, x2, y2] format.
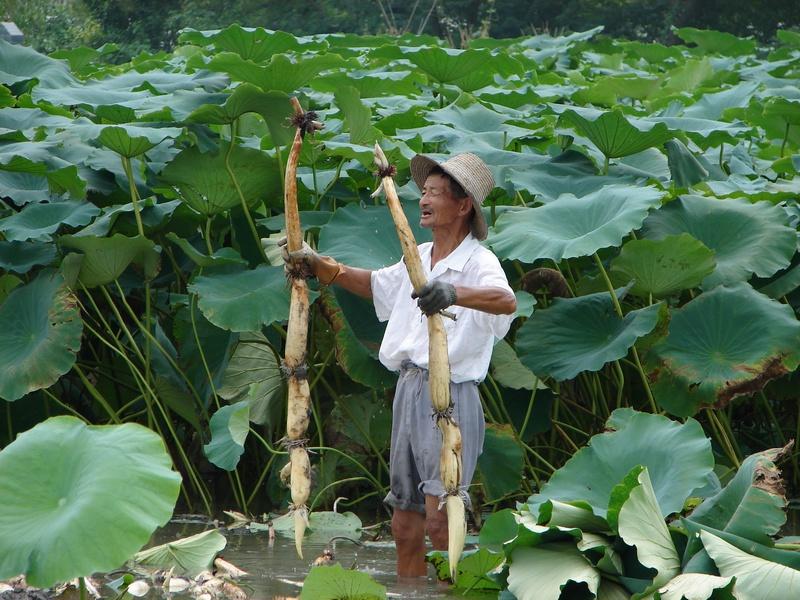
[427, 233, 479, 277]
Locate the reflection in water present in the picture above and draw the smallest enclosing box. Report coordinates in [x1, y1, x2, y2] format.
[151, 521, 487, 599]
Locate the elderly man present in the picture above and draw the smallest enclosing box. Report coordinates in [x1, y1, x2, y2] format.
[283, 153, 516, 577]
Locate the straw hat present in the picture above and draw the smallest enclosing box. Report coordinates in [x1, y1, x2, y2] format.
[410, 153, 495, 241]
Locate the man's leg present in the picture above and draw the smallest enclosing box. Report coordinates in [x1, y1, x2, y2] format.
[425, 494, 448, 550]
[392, 507, 426, 576]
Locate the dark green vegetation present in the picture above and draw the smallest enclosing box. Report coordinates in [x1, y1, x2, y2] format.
[4, 0, 799, 57]
[1, 21, 800, 598]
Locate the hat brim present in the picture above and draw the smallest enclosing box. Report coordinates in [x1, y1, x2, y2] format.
[410, 154, 488, 241]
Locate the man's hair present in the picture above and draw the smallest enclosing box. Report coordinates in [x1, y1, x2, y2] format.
[428, 166, 468, 199]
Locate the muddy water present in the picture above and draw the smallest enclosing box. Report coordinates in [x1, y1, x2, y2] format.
[156, 519, 493, 599]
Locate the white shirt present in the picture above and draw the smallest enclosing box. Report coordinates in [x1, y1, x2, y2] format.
[370, 234, 514, 383]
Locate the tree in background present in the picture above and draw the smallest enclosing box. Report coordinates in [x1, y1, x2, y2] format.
[0, 0, 101, 53]
[2, 0, 799, 57]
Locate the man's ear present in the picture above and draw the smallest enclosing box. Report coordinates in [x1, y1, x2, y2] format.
[459, 196, 473, 216]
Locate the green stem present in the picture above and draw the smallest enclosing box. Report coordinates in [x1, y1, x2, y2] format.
[613, 360, 625, 408]
[41, 388, 88, 421]
[113, 280, 206, 420]
[308, 445, 386, 492]
[225, 119, 268, 262]
[706, 409, 740, 468]
[121, 157, 144, 237]
[314, 157, 346, 210]
[782, 122, 790, 158]
[246, 450, 278, 507]
[79, 577, 87, 600]
[603, 154, 609, 175]
[593, 253, 657, 412]
[204, 217, 214, 255]
[718, 143, 724, 168]
[73, 364, 121, 423]
[190, 285, 221, 410]
[518, 387, 538, 440]
[309, 476, 371, 512]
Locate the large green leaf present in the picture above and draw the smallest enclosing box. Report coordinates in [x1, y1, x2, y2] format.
[318, 288, 395, 391]
[674, 27, 756, 55]
[59, 234, 159, 287]
[643, 195, 797, 288]
[476, 424, 525, 501]
[0, 240, 57, 274]
[97, 125, 182, 158]
[300, 564, 386, 600]
[319, 202, 430, 269]
[612, 467, 680, 590]
[0, 39, 75, 88]
[490, 339, 539, 390]
[507, 543, 600, 600]
[159, 143, 281, 215]
[489, 185, 664, 263]
[134, 530, 226, 577]
[0, 416, 181, 587]
[649, 283, 800, 417]
[0, 271, 83, 401]
[701, 530, 800, 599]
[687, 445, 788, 544]
[334, 86, 380, 145]
[640, 574, 735, 600]
[528, 409, 714, 519]
[217, 331, 283, 426]
[203, 402, 251, 471]
[0, 199, 99, 242]
[610, 234, 716, 298]
[404, 46, 522, 91]
[188, 265, 292, 332]
[558, 108, 672, 159]
[0, 172, 51, 205]
[179, 25, 323, 61]
[516, 290, 661, 380]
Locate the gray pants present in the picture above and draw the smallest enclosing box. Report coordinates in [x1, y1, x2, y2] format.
[383, 362, 485, 513]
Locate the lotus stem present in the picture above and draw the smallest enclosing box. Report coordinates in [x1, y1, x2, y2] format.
[282, 97, 323, 558]
[782, 123, 790, 158]
[592, 253, 657, 413]
[224, 119, 268, 262]
[372, 142, 466, 579]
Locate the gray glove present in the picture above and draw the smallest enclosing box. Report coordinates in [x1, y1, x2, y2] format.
[264, 236, 342, 284]
[412, 280, 457, 316]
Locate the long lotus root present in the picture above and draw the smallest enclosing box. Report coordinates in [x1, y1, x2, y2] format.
[372, 143, 467, 580]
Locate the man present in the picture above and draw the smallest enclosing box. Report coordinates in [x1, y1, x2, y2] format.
[282, 152, 516, 577]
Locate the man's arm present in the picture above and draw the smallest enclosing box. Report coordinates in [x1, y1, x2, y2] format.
[454, 285, 516, 315]
[333, 264, 373, 299]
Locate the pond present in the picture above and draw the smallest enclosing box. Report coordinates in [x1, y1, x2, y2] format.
[152, 517, 493, 599]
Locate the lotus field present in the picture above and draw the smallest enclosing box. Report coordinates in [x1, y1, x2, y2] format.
[1, 22, 800, 598]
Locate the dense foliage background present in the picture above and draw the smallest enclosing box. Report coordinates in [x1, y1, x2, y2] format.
[3, 0, 800, 57]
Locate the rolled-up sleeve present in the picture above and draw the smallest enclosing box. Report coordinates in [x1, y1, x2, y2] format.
[371, 260, 407, 322]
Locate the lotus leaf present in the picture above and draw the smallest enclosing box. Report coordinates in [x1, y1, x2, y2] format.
[515, 290, 661, 380]
[166, 233, 248, 267]
[528, 409, 714, 519]
[319, 202, 429, 269]
[0, 240, 57, 274]
[643, 195, 797, 288]
[97, 125, 181, 158]
[0, 171, 51, 204]
[609, 234, 716, 298]
[317, 288, 395, 391]
[0, 39, 75, 88]
[664, 139, 710, 188]
[490, 339, 539, 391]
[179, 25, 322, 61]
[0, 416, 181, 586]
[640, 574, 735, 600]
[539, 500, 610, 533]
[476, 424, 525, 501]
[0, 199, 99, 242]
[479, 509, 518, 551]
[159, 143, 281, 215]
[759, 263, 800, 299]
[134, 530, 226, 576]
[204, 402, 251, 470]
[404, 46, 522, 91]
[0, 273, 21, 303]
[507, 543, 601, 600]
[206, 51, 345, 94]
[300, 564, 386, 600]
[188, 265, 293, 332]
[218, 331, 283, 426]
[649, 283, 800, 416]
[58, 234, 159, 287]
[701, 531, 800, 599]
[489, 185, 664, 263]
[0, 271, 83, 401]
[558, 108, 672, 159]
[612, 467, 680, 590]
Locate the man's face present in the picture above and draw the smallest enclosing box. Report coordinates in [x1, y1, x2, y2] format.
[419, 173, 471, 231]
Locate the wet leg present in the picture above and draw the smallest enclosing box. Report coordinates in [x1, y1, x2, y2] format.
[392, 508, 426, 577]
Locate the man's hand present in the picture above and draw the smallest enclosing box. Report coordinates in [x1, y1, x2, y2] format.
[412, 280, 457, 315]
[264, 237, 342, 285]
